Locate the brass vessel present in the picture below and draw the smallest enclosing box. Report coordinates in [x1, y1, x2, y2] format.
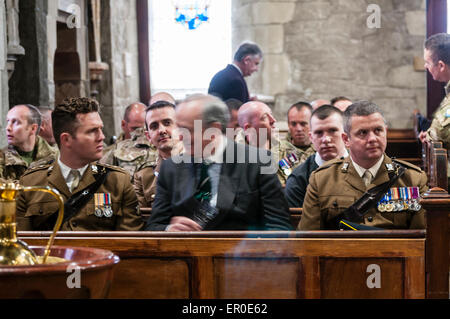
[0, 182, 65, 265]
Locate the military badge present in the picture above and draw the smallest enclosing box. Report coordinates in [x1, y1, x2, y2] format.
[377, 187, 421, 213]
[94, 193, 113, 218]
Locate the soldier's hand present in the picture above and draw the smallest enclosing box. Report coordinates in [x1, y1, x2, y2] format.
[166, 216, 203, 232]
[418, 131, 428, 144]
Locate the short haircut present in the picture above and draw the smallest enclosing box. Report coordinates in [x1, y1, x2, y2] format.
[52, 97, 101, 148]
[21, 104, 42, 135]
[424, 33, 450, 65]
[311, 104, 343, 121]
[287, 101, 312, 121]
[233, 42, 262, 62]
[145, 100, 176, 130]
[330, 96, 351, 106]
[343, 100, 386, 135]
[123, 102, 146, 123]
[225, 98, 243, 111]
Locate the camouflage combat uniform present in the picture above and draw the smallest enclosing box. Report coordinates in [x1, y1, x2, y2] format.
[234, 128, 315, 187]
[133, 141, 184, 208]
[0, 136, 58, 181]
[426, 81, 450, 181]
[100, 128, 157, 181]
[272, 134, 315, 187]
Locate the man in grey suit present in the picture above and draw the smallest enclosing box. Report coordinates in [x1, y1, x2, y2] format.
[145, 94, 291, 231]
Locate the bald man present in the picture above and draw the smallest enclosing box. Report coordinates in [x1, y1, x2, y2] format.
[149, 91, 176, 106]
[236, 101, 303, 187]
[100, 102, 157, 181]
[311, 99, 331, 110]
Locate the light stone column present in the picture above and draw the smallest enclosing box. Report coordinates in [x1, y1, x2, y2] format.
[0, 0, 8, 146]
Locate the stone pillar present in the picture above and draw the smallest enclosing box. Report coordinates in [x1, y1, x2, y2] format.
[0, 0, 8, 146]
[98, 0, 140, 142]
[8, 0, 49, 107]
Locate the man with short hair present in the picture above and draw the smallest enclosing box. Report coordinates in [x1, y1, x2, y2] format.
[311, 99, 330, 110]
[16, 97, 144, 231]
[37, 106, 57, 146]
[100, 102, 157, 180]
[149, 91, 176, 106]
[134, 101, 183, 208]
[146, 94, 291, 231]
[299, 101, 428, 230]
[331, 96, 352, 112]
[0, 104, 57, 181]
[419, 33, 450, 187]
[208, 42, 262, 103]
[285, 105, 347, 207]
[236, 100, 305, 187]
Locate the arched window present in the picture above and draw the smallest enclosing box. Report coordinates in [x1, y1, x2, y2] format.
[149, 1, 231, 100]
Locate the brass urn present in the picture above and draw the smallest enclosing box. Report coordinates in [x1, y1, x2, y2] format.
[0, 182, 65, 265]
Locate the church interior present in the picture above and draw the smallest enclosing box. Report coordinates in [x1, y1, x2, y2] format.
[0, 0, 449, 301]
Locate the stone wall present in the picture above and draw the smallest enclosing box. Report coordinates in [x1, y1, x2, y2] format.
[0, 0, 7, 144]
[232, 0, 427, 128]
[98, 0, 140, 141]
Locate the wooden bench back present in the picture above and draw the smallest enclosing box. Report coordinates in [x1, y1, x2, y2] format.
[16, 190, 450, 299]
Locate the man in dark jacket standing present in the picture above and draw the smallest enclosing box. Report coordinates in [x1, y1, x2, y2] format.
[208, 42, 262, 103]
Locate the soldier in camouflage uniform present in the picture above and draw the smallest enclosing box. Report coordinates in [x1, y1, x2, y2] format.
[276, 101, 316, 186]
[235, 100, 310, 186]
[420, 33, 450, 186]
[133, 101, 182, 208]
[102, 102, 147, 159]
[0, 104, 58, 181]
[100, 127, 157, 182]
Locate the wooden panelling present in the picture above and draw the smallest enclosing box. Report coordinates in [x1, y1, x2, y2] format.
[109, 258, 190, 299]
[320, 258, 404, 298]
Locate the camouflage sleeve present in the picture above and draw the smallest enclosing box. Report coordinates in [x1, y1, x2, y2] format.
[99, 146, 116, 166]
[427, 104, 450, 148]
[0, 152, 4, 179]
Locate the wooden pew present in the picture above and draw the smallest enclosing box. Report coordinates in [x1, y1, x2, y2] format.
[17, 190, 449, 299]
[386, 129, 422, 167]
[20, 230, 425, 299]
[422, 141, 448, 191]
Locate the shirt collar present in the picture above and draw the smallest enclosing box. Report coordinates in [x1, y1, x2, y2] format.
[58, 157, 89, 181]
[351, 154, 385, 178]
[445, 81, 450, 95]
[231, 63, 243, 75]
[315, 149, 349, 167]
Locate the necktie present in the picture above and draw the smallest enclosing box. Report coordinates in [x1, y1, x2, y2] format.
[363, 170, 373, 187]
[70, 169, 81, 192]
[195, 162, 212, 201]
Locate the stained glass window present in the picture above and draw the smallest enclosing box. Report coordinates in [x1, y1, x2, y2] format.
[149, 0, 231, 100]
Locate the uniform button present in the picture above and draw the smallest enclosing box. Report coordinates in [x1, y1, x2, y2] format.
[367, 216, 373, 222]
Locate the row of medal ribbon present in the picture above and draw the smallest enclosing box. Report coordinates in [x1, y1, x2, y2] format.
[279, 152, 300, 176]
[94, 193, 113, 218]
[377, 187, 421, 212]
